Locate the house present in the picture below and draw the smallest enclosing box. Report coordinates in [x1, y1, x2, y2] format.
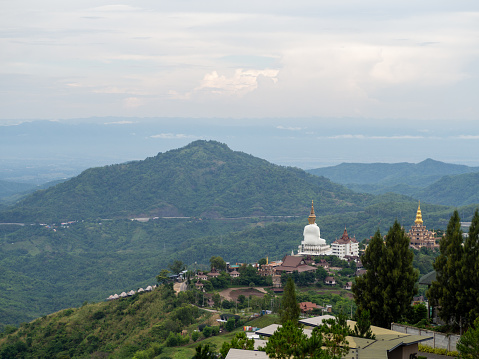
[196, 272, 208, 281]
[195, 281, 204, 291]
[299, 301, 318, 314]
[274, 255, 317, 274]
[324, 276, 336, 285]
[258, 260, 282, 276]
[344, 281, 353, 290]
[229, 270, 240, 278]
[316, 259, 329, 269]
[207, 270, 221, 278]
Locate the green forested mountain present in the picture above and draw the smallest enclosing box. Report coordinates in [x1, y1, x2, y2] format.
[416, 172, 479, 207]
[0, 140, 369, 223]
[307, 159, 479, 206]
[307, 158, 479, 187]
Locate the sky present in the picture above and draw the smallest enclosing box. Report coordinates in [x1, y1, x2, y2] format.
[1, 1, 479, 179]
[1, 0, 479, 121]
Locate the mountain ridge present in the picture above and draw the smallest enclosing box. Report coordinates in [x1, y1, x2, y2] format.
[0, 140, 370, 223]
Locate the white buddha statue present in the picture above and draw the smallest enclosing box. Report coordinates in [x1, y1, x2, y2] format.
[297, 201, 331, 255]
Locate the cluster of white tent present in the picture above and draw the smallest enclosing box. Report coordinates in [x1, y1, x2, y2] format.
[106, 285, 157, 301]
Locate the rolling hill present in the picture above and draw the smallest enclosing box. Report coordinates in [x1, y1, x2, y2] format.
[307, 159, 479, 206]
[0, 140, 370, 223]
[307, 158, 479, 187]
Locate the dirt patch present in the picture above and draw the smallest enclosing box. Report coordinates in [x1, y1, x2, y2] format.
[205, 313, 221, 326]
[219, 288, 266, 301]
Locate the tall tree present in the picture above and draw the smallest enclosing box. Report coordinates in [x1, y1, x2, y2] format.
[209, 256, 226, 271]
[462, 209, 479, 326]
[428, 210, 465, 327]
[382, 220, 419, 327]
[168, 260, 185, 275]
[353, 229, 386, 327]
[279, 277, 300, 324]
[353, 222, 418, 328]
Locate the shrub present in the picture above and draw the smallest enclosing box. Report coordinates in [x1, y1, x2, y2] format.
[202, 326, 213, 338]
[191, 331, 200, 342]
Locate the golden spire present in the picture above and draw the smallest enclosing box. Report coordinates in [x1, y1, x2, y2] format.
[308, 200, 316, 224]
[415, 201, 423, 225]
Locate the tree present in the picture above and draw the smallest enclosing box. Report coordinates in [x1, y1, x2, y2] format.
[262, 319, 349, 359]
[220, 332, 254, 358]
[156, 269, 171, 285]
[352, 309, 375, 339]
[457, 316, 479, 359]
[212, 293, 221, 308]
[192, 344, 217, 359]
[353, 229, 386, 327]
[353, 222, 418, 328]
[428, 210, 465, 327]
[279, 277, 300, 324]
[258, 258, 267, 266]
[262, 320, 309, 359]
[462, 209, 479, 326]
[209, 256, 226, 271]
[168, 260, 185, 275]
[316, 316, 350, 359]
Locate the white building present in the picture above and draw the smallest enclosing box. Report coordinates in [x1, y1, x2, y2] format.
[331, 228, 359, 259]
[297, 201, 332, 256]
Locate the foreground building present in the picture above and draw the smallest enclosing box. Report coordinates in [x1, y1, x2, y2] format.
[297, 201, 332, 256]
[227, 315, 432, 359]
[407, 202, 439, 250]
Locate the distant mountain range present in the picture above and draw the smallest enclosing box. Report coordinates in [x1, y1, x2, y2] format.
[307, 159, 479, 207]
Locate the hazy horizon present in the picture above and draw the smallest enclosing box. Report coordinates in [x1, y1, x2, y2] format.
[2, 117, 479, 184]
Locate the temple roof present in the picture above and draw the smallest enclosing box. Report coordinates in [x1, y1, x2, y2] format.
[308, 200, 316, 225]
[415, 201, 423, 225]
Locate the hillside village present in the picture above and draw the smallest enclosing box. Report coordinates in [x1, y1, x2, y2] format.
[75, 202, 470, 359]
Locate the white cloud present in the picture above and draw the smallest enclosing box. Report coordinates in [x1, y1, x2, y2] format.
[455, 135, 479, 140]
[326, 134, 429, 140]
[277, 126, 303, 131]
[194, 68, 279, 96]
[149, 133, 198, 139]
[104, 121, 137, 125]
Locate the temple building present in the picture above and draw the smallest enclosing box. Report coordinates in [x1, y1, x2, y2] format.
[331, 227, 359, 259]
[297, 201, 332, 256]
[408, 202, 439, 250]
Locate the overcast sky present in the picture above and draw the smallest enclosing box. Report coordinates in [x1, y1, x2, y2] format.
[1, 0, 479, 121]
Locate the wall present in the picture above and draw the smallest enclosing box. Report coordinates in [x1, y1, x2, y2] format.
[391, 323, 460, 352]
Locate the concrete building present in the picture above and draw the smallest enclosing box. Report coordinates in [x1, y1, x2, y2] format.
[331, 227, 359, 259]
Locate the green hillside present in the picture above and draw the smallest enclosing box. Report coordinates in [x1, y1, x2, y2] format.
[0, 140, 369, 223]
[307, 158, 479, 187]
[0, 284, 237, 359]
[417, 172, 479, 207]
